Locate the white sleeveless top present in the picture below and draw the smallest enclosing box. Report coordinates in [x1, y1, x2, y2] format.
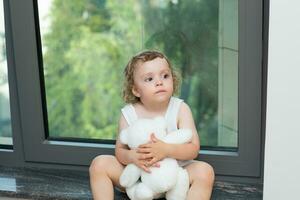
[121, 97, 194, 167]
[121, 96, 183, 132]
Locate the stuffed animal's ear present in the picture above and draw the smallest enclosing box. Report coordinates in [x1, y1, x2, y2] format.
[119, 129, 128, 145]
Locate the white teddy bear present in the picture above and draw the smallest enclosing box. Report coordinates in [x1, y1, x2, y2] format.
[119, 116, 193, 200]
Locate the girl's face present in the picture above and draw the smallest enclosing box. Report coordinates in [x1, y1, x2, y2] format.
[132, 57, 174, 104]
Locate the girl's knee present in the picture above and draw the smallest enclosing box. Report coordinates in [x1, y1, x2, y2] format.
[198, 162, 215, 185]
[189, 162, 215, 185]
[202, 163, 215, 183]
[89, 155, 116, 175]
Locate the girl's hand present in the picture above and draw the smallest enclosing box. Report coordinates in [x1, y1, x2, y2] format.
[137, 133, 169, 167]
[130, 149, 159, 173]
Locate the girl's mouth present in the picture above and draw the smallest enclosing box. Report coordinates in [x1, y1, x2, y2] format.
[155, 90, 166, 94]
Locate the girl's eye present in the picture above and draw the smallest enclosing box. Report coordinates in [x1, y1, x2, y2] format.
[163, 74, 169, 79]
[145, 77, 153, 82]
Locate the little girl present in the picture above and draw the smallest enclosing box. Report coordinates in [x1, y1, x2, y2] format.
[89, 50, 215, 200]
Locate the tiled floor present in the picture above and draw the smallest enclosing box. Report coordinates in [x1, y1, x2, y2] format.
[0, 166, 263, 200]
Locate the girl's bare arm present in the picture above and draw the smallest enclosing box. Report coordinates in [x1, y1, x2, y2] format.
[165, 102, 200, 160]
[115, 114, 132, 165]
[115, 114, 152, 172]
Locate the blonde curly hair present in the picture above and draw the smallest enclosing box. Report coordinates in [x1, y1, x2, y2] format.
[123, 50, 180, 104]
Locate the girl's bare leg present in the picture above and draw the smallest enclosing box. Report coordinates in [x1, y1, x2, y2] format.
[89, 155, 125, 200]
[185, 161, 215, 200]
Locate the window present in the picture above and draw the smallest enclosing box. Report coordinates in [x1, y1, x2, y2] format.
[36, 0, 238, 149]
[3, 0, 263, 178]
[0, 0, 12, 147]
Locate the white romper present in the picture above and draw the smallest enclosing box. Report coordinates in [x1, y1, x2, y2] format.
[121, 96, 194, 167]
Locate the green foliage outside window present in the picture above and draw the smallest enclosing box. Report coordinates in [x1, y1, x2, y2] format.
[41, 0, 219, 146]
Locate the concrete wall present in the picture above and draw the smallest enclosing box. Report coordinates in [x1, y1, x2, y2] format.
[264, 0, 300, 199]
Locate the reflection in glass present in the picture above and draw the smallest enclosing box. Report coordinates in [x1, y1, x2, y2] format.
[0, 177, 17, 192]
[37, 0, 238, 148]
[0, 0, 12, 146]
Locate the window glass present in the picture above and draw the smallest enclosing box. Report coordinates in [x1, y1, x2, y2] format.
[0, 0, 13, 146]
[37, 0, 238, 149]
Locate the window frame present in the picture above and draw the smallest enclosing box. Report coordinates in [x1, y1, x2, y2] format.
[0, 0, 24, 166]
[1, 0, 264, 178]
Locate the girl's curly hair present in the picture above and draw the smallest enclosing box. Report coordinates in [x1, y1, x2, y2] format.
[122, 50, 180, 104]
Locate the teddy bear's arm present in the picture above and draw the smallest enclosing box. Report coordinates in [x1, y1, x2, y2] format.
[162, 129, 193, 144]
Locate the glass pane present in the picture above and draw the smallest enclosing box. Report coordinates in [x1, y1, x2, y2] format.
[217, 0, 238, 149]
[0, 1, 13, 146]
[37, 0, 238, 149]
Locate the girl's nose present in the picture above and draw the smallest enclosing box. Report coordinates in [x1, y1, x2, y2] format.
[155, 78, 163, 86]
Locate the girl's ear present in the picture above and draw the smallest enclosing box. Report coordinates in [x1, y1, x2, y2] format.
[132, 86, 141, 97]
